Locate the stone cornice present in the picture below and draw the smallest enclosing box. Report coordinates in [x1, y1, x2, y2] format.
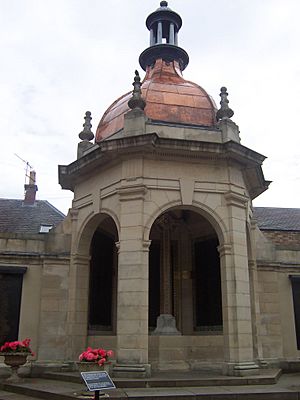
[0, 233, 47, 240]
[59, 134, 269, 199]
[0, 251, 70, 261]
[257, 261, 300, 271]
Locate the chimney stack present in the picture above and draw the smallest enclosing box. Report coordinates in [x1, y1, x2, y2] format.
[23, 170, 38, 205]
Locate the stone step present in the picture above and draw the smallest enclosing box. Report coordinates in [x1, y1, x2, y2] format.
[41, 368, 282, 388]
[1, 378, 300, 400]
[1, 370, 298, 400]
[0, 389, 39, 400]
[112, 363, 150, 378]
[0, 380, 90, 400]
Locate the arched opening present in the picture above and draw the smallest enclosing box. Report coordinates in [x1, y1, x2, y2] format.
[149, 208, 222, 334]
[88, 215, 118, 334]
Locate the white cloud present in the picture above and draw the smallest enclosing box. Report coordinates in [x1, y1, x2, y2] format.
[0, 0, 299, 213]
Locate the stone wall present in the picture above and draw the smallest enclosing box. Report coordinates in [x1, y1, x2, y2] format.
[262, 231, 300, 248]
[149, 335, 224, 371]
[37, 258, 70, 360]
[0, 216, 71, 362]
[257, 268, 283, 361]
[255, 225, 300, 364]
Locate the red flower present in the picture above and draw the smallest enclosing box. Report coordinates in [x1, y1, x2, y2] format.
[0, 338, 33, 355]
[78, 346, 113, 364]
[98, 349, 106, 357]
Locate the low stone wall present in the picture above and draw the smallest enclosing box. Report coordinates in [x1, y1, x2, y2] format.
[149, 335, 224, 371]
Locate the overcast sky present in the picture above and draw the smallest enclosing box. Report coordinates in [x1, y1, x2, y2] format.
[0, 0, 299, 215]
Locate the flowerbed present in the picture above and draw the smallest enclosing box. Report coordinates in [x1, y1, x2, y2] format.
[79, 347, 113, 366]
[0, 338, 34, 355]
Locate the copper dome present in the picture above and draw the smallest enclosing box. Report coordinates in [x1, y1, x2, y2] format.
[96, 59, 217, 142]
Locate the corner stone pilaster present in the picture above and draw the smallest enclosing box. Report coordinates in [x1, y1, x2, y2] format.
[249, 219, 266, 367]
[66, 254, 90, 360]
[220, 192, 259, 376]
[113, 183, 151, 377]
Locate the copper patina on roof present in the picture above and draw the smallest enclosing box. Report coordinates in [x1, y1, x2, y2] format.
[96, 59, 217, 142]
[96, 2, 218, 142]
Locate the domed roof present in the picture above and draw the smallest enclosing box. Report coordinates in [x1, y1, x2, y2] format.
[95, 59, 217, 142]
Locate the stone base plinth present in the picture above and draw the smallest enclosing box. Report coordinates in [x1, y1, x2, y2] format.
[112, 363, 151, 378]
[152, 314, 181, 336]
[224, 361, 259, 376]
[154, 360, 189, 371]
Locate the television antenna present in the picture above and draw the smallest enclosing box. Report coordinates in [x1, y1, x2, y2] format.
[14, 153, 34, 185]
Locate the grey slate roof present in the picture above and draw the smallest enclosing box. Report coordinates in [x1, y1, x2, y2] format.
[0, 199, 65, 235]
[253, 207, 300, 231]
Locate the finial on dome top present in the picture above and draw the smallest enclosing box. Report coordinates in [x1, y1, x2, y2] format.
[79, 111, 94, 141]
[139, 2, 189, 71]
[128, 70, 146, 111]
[216, 87, 234, 121]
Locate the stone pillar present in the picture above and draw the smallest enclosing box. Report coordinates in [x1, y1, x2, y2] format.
[153, 215, 180, 336]
[220, 192, 259, 376]
[113, 184, 151, 377]
[66, 253, 90, 360]
[160, 217, 172, 314]
[179, 231, 194, 334]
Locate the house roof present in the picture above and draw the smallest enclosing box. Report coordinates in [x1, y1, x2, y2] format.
[253, 207, 300, 231]
[0, 199, 65, 235]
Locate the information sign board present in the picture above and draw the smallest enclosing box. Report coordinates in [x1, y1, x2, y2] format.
[81, 371, 116, 391]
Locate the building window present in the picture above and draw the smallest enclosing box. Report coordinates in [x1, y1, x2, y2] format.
[88, 230, 115, 333]
[289, 275, 300, 350]
[194, 238, 223, 331]
[149, 240, 161, 329]
[39, 225, 53, 233]
[0, 266, 27, 344]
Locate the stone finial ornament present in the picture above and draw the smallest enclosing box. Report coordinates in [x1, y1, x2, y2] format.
[160, 1, 168, 7]
[216, 87, 234, 121]
[79, 111, 94, 141]
[128, 70, 146, 111]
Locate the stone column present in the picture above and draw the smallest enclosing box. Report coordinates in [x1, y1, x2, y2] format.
[160, 216, 172, 314]
[153, 215, 180, 335]
[113, 184, 151, 378]
[179, 230, 194, 334]
[220, 192, 259, 376]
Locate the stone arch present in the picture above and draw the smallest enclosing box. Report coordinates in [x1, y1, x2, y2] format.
[147, 204, 224, 335]
[144, 201, 227, 247]
[70, 210, 120, 337]
[76, 209, 120, 257]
